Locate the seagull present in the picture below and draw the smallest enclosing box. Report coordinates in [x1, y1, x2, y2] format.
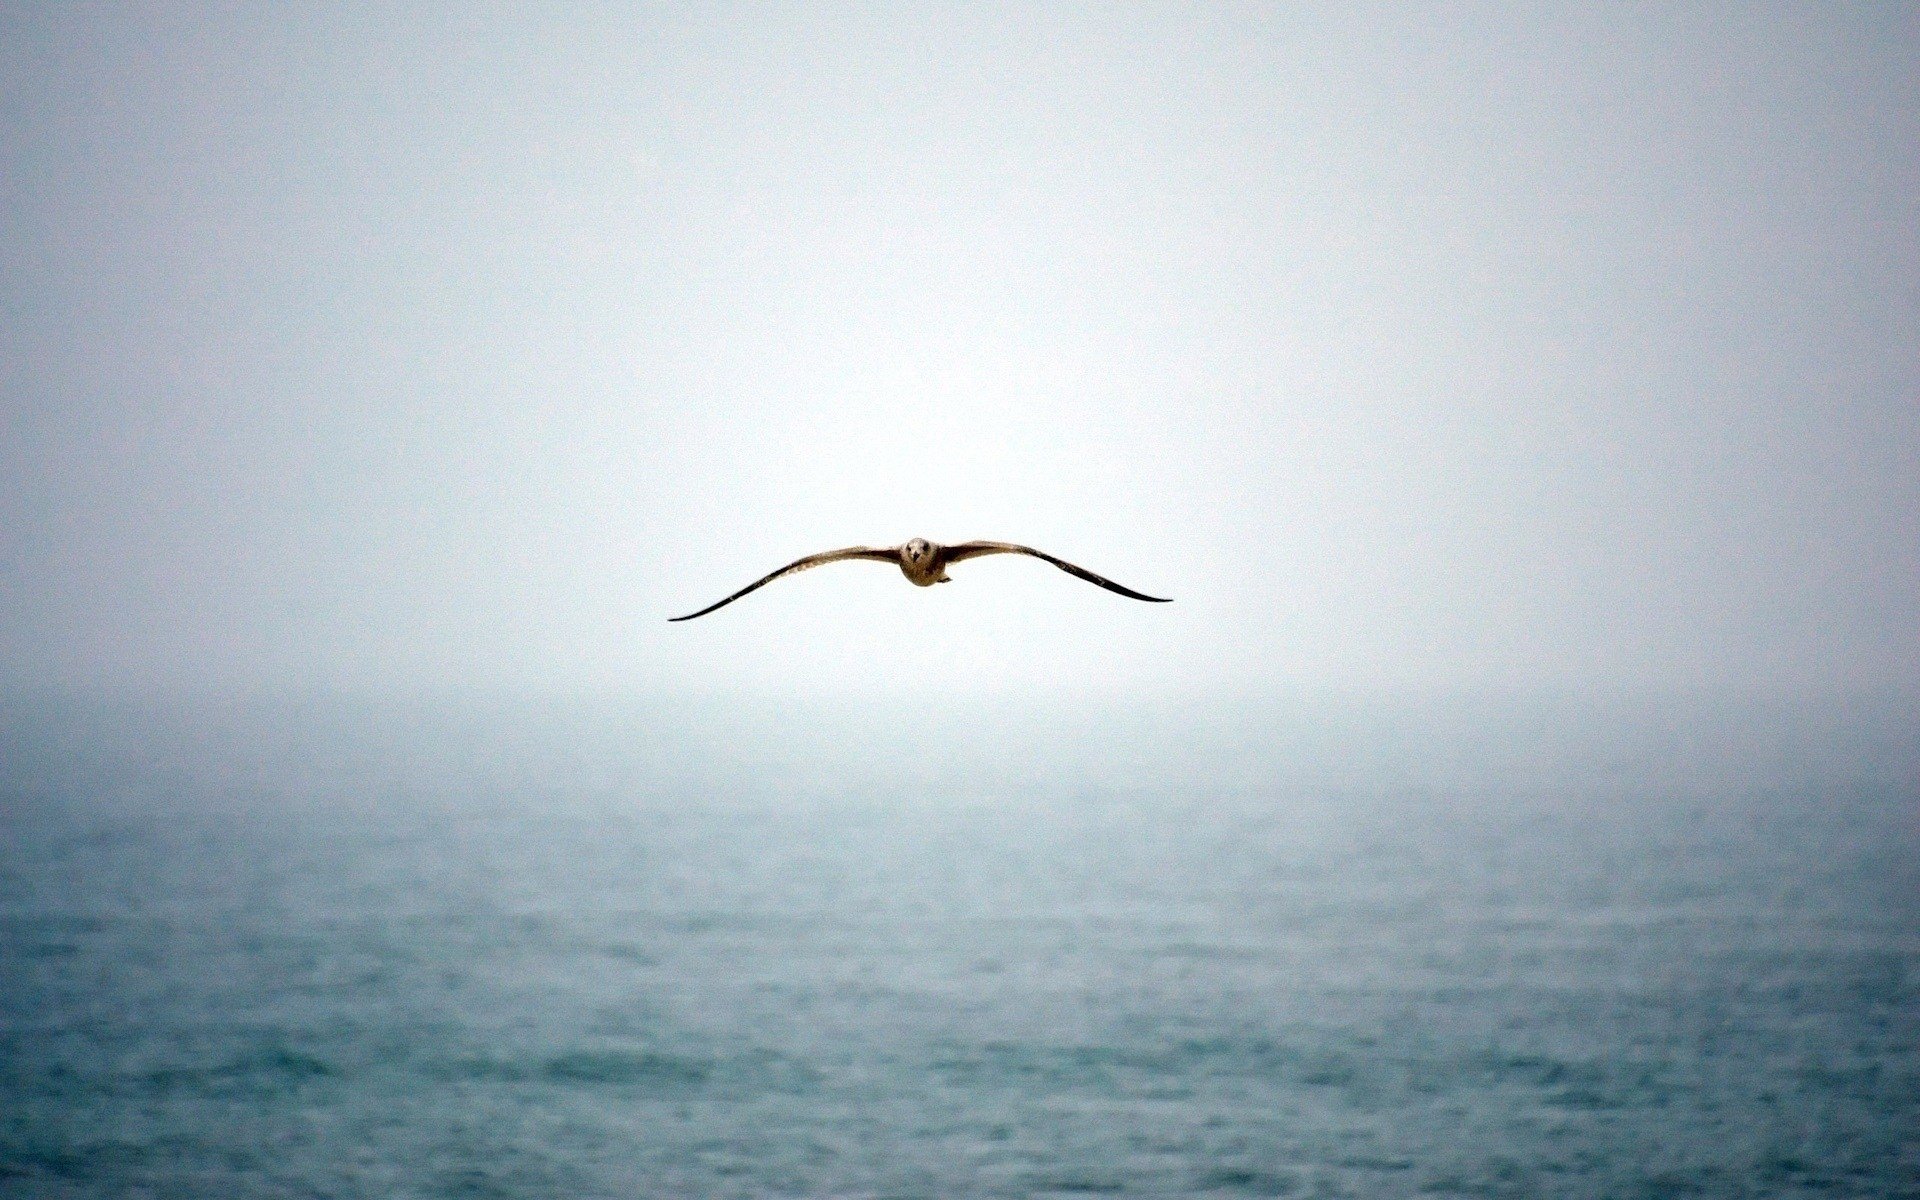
[669, 539, 1171, 621]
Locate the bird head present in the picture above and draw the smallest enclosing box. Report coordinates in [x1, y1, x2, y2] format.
[904, 538, 932, 565]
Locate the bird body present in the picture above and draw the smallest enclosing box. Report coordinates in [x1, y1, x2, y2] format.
[900, 538, 945, 586]
[669, 538, 1168, 621]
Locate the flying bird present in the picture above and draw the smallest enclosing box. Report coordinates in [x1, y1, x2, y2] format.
[669, 539, 1171, 621]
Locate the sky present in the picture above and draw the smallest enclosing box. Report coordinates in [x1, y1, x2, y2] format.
[3, 4, 1916, 753]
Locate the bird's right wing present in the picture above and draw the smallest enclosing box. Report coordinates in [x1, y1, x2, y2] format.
[668, 546, 898, 621]
[942, 541, 1171, 603]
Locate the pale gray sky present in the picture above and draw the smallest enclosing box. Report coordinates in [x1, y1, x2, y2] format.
[3, 4, 1916, 721]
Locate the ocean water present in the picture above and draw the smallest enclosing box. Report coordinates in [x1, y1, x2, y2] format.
[1, 762, 1915, 1197]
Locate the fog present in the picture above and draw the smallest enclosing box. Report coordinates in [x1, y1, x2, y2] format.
[3, 5, 1915, 789]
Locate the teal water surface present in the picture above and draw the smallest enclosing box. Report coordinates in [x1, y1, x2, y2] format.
[2, 772, 1915, 1197]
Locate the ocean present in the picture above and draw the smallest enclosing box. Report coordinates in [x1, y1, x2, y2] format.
[2, 723, 1915, 1197]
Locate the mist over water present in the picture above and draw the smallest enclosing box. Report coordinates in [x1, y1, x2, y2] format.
[4, 682, 1915, 803]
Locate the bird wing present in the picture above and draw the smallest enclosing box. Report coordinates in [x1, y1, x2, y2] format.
[941, 541, 1171, 603]
[669, 546, 899, 621]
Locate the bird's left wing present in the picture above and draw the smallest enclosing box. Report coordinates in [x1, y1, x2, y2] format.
[942, 541, 1171, 603]
[669, 546, 898, 621]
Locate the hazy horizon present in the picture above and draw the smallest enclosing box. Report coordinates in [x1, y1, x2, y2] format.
[4, 5, 1917, 796]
